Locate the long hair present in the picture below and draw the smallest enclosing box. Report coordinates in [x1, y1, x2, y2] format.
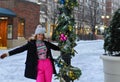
[28, 34, 46, 41]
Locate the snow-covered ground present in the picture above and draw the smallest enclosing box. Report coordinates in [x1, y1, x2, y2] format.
[0, 40, 104, 82]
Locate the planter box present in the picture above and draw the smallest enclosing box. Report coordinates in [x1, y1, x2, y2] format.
[100, 55, 120, 82]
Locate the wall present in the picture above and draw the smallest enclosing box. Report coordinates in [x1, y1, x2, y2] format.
[0, 0, 40, 48]
[0, 0, 40, 39]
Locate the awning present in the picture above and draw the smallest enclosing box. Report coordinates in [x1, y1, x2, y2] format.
[0, 8, 16, 17]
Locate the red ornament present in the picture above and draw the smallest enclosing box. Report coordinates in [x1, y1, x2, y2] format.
[60, 33, 67, 41]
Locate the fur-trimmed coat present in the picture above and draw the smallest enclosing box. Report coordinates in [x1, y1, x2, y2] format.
[8, 40, 60, 79]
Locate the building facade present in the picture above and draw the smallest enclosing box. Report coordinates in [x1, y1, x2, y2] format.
[73, 0, 106, 40]
[106, 0, 120, 16]
[3, 0, 119, 42]
[74, 0, 120, 40]
[0, 0, 40, 48]
[26, 0, 120, 40]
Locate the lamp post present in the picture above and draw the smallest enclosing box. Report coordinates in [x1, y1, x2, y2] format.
[101, 15, 110, 27]
[95, 25, 98, 35]
[101, 15, 110, 35]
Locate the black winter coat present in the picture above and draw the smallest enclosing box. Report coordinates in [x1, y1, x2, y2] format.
[8, 40, 60, 79]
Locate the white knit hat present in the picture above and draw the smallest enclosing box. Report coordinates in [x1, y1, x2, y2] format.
[35, 25, 46, 35]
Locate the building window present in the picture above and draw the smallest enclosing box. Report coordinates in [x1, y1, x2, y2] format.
[17, 18, 25, 37]
[38, 0, 47, 2]
[80, 0, 83, 2]
[7, 25, 13, 39]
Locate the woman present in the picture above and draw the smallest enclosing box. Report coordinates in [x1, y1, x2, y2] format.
[0, 25, 60, 82]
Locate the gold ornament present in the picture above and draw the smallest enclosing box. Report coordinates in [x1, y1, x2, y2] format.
[68, 25, 72, 31]
[68, 70, 76, 80]
[66, 0, 68, 3]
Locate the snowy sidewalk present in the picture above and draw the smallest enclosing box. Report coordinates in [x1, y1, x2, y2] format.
[0, 40, 104, 82]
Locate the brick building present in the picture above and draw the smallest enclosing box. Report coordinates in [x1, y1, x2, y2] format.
[106, 0, 120, 16]
[0, 0, 40, 48]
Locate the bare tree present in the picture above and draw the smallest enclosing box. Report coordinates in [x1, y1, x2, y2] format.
[88, 0, 100, 39]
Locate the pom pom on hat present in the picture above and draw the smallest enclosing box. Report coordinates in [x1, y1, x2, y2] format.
[35, 25, 46, 35]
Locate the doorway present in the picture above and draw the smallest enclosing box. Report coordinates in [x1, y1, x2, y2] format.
[0, 20, 7, 48]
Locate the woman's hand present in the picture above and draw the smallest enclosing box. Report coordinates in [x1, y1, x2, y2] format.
[0, 53, 8, 59]
[28, 35, 35, 41]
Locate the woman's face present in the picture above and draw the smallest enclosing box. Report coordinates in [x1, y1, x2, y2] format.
[36, 34, 44, 40]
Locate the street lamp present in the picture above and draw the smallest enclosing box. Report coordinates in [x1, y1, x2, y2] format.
[37, 2, 42, 5]
[54, 0, 58, 2]
[101, 15, 110, 19]
[101, 15, 110, 27]
[95, 25, 98, 34]
[101, 15, 110, 35]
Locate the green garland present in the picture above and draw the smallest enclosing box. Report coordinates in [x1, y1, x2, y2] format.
[52, 0, 81, 81]
[52, 0, 78, 56]
[54, 56, 81, 81]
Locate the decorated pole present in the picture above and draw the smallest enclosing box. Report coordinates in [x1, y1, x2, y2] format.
[52, 0, 81, 82]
